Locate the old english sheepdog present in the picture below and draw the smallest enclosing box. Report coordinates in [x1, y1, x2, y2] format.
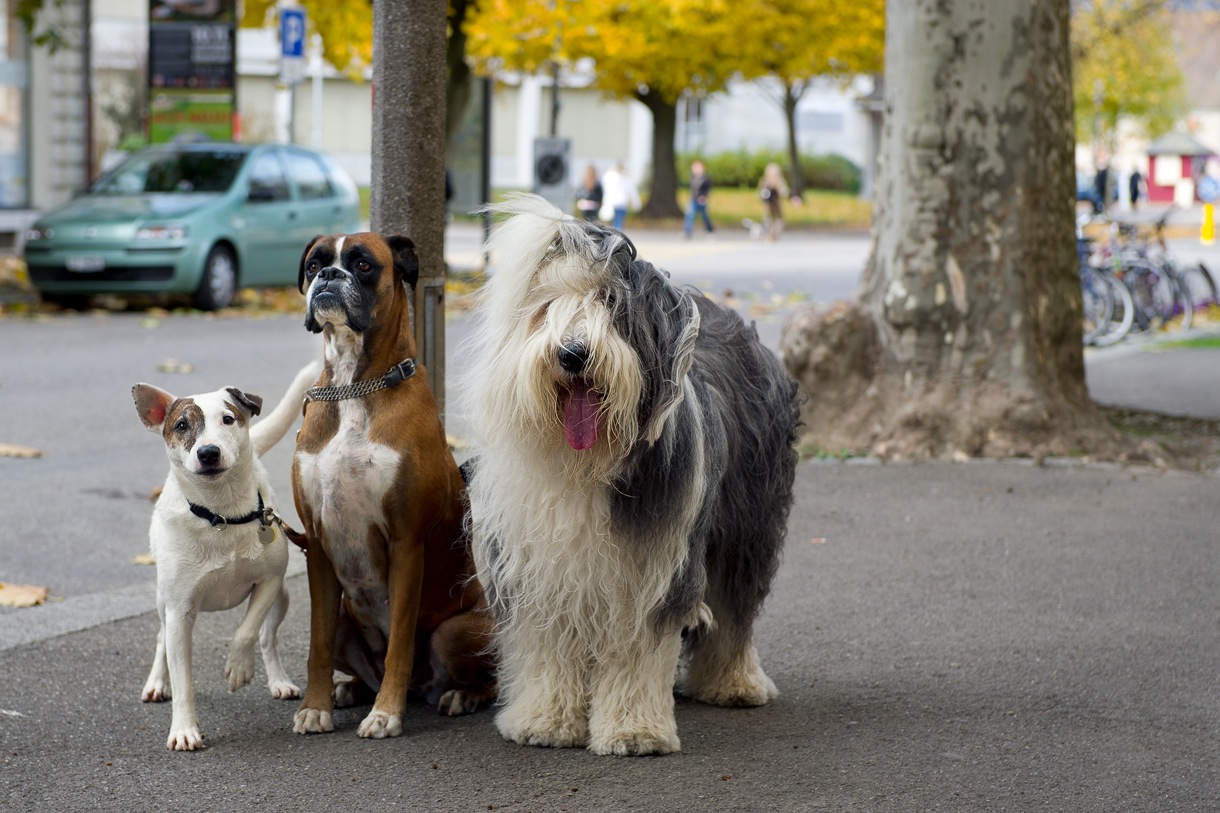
[460, 194, 801, 756]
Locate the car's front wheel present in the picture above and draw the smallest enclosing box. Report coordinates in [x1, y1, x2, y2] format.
[194, 244, 237, 310]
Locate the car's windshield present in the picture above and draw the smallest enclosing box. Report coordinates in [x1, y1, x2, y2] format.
[93, 151, 246, 195]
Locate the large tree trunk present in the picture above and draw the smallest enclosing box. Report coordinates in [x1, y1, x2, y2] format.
[783, 80, 805, 199]
[779, 0, 1126, 461]
[636, 88, 683, 219]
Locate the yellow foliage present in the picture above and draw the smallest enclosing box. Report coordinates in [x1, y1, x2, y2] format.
[1072, 1, 1185, 143]
[240, 0, 372, 79]
[466, 0, 881, 103]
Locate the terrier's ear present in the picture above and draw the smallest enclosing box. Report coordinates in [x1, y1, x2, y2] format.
[133, 384, 176, 432]
[223, 387, 263, 418]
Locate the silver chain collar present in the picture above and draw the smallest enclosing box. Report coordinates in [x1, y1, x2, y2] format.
[303, 358, 417, 403]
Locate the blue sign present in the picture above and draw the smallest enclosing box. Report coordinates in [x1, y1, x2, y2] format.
[281, 8, 306, 59]
[1198, 175, 1219, 204]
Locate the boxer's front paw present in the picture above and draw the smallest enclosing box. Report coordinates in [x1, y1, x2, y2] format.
[357, 709, 402, 739]
[293, 707, 334, 734]
[224, 646, 256, 692]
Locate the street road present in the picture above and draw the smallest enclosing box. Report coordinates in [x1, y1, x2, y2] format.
[1, 224, 1217, 811]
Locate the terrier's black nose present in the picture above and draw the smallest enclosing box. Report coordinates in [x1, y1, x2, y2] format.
[197, 445, 221, 466]
[558, 344, 589, 374]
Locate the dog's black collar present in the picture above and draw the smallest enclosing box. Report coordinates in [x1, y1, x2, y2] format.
[303, 357, 416, 403]
[189, 491, 265, 529]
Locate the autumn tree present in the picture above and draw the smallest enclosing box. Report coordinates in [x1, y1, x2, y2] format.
[741, 0, 884, 199]
[1071, 0, 1184, 150]
[465, 0, 746, 218]
[778, 0, 1130, 462]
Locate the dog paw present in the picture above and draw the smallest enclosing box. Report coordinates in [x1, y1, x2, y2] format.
[166, 725, 204, 751]
[142, 682, 169, 703]
[437, 688, 488, 717]
[269, 678, 300, 700]
[224, 648, 256, 693]
[687, 670, 777, 708]
[587, 728, 680, 757]
[497, 714, 587, 749]
[356, 709, 402, 739]
[292, 708, 334, 735]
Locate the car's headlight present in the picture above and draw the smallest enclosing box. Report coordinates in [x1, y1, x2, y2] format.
[135, 225, 188, 240]
[24, 226, 53, 241]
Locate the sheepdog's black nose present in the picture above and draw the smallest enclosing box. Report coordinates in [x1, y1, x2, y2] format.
[558, 344, 589, 374]
[197, 444, 221, 466]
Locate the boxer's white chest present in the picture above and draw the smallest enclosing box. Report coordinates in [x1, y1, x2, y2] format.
[297, 335, 402, 630]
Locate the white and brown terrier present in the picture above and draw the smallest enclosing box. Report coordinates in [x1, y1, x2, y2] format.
[133, 362, 317, 751]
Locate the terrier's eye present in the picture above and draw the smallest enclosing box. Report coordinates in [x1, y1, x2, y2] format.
[223, 415, 236, 426]
[174, 419, 189, 432]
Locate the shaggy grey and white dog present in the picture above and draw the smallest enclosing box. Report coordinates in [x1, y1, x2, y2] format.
[460, 194, 801, 756]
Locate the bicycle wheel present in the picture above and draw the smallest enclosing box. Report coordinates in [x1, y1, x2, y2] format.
[1177, 261, 1218, 314]
[1123, 261, 1177, 333]
[1091, 268, 1134, 346]
[1080, 264, 1113, 345]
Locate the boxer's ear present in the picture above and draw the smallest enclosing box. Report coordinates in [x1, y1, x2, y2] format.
[387, 235, 419, 291]
[298, 235, 323, 294]
[133, 384, 175, 432]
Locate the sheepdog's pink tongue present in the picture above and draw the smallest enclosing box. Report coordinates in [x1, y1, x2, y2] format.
[562, 381, 600, 451]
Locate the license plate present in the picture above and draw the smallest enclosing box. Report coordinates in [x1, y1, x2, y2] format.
[66, 255, 105, 272]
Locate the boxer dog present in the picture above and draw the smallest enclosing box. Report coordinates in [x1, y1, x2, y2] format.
[291, 232, 496, 740]
[134, 361, 318, 751]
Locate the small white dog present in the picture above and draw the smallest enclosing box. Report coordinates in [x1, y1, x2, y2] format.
[133, 362, 317, 751]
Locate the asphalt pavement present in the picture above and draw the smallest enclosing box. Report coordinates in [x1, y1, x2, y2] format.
[1, 224, 1218, 812]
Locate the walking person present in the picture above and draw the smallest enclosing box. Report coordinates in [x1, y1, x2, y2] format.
[600, 162, 640, 231]
[758, 162, 790, 241]
[1128, 169, 1145, 212]
[574, 163, 603, 221]
[684, 160, 714, 238]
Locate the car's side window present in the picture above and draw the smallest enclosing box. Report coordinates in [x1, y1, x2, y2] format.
[286, 152, 334, 201]
[248, 153, 290, 202]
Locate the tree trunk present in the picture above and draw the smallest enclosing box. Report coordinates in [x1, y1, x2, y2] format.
[445, 0, 472, 143]
[783, 81, 805, 199]
[636, 88, 683, 219]
[778, 0, 1128, 461]
[371, 0, 450, 415]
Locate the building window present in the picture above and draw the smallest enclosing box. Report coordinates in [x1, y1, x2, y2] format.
[0, 3, 27, 208]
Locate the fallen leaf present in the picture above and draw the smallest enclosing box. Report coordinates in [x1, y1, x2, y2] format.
[0, 582, 50, 607]
[0, 443, 41, 459]
[132, 553, 156, 566]
[810, 537, 827, 545]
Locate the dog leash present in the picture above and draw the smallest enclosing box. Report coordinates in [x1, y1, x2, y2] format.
[303, 357, 416, 403]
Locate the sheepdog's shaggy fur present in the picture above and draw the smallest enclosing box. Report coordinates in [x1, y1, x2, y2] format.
[459, 194, 801, 756]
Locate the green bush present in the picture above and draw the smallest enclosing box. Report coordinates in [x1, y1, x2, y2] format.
[677, 149, 861, 194]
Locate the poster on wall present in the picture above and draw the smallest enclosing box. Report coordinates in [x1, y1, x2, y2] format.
[148, 0, 236, 143]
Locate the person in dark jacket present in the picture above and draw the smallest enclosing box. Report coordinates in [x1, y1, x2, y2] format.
[683, 160, 714, 238]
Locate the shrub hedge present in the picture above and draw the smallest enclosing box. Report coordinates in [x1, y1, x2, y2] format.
[677, 149, 861, 194]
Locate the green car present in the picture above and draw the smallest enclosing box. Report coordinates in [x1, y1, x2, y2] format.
[23, 141, 362, 310]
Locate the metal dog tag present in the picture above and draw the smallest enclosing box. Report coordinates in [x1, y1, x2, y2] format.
[258, 523, 276, 544]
